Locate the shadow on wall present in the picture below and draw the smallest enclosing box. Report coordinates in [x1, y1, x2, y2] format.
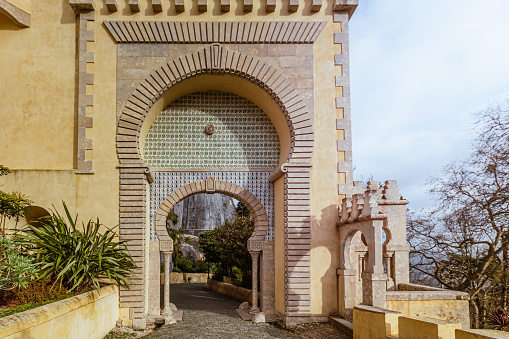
[312, 204, 340, 316]
[24, 206, 51, 228]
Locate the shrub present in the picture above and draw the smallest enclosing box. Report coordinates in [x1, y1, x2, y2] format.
[15, 202, 137, 292]
[174, 257, 211, 273]
[0, 237, 38, 291]
[488, 307, 509, 331]
[166, 211, 179, 225]
[200, 216, 254, 288]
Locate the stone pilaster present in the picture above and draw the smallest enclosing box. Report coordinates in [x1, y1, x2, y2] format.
[71, 0, 95, 174]
[118, 165, 148, 326]
[284, 164, 312, 322]
[334, 11, 354, 197]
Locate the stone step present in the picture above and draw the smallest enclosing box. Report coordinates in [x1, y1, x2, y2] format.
[328, 316, 353, 338]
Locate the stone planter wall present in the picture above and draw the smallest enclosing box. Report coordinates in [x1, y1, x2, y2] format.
[386, 284, 471, 330]
[160, 272, 209, 285]
[0, 285, 118, 339]
[207, 279, 260, 303]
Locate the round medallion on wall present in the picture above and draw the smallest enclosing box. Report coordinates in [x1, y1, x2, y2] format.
[204, 124, 215, 135]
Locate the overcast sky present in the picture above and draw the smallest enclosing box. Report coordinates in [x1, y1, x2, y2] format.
[348, 0, 509, 209]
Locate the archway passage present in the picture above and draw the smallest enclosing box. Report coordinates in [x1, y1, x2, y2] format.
[151, 178, 275, 320]
[118, 45, 314, 325]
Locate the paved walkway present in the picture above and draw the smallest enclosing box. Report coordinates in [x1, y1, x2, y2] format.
[143, 283, 298, 339]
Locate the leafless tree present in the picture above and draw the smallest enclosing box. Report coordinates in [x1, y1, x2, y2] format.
[408, 101, 509, 328]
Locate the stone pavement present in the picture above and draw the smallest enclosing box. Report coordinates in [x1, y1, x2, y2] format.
[143, 283, 298, 339]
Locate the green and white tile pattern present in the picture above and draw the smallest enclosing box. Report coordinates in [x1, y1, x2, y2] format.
[143, 91, 280, 169]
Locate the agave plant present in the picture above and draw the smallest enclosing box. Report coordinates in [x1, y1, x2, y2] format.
[15, 202, 136, 292]
[488, 307, 509, 331]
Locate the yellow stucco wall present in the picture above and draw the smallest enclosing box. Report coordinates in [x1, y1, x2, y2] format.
[1, 0, 344, 319]
[0, 285, 119, 339]
[398, 316, 462, 339]
[274, 176, 285, 315]
[387, 299, 471, 330]
[456, 329, 509, 339]
[4, 0, 30, 14]
[353, 307, 400, 339]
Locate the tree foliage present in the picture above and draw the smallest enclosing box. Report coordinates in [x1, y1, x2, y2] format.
[235, 202, 250, 218]
[199, 216, 254, 287]
[408, 101, 509, 328]
[0, 166, 32, 237]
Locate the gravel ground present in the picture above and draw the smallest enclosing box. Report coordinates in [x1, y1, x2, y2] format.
[117, 283, 349, 339]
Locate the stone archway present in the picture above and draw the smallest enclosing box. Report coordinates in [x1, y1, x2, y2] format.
[151, 177, 275, 320]
[117, 45, 314, 327]
[116, 44, 314, 166]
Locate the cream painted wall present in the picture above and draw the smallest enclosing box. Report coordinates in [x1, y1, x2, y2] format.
[309, 20, 342, 316]
[0, 0, 75, 170]
[274, 177, 285, 315]
[5, 0, 30, 14]
[1, 0, 346, 319]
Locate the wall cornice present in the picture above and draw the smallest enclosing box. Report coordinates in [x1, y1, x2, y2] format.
[104, 20, 325, 44]
[0, 0, 30, 27]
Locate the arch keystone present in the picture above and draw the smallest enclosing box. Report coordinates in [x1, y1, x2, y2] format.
[205, 177, 216, 194]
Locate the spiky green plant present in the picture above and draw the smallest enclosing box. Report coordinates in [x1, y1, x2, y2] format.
[15, 202, 136, 292]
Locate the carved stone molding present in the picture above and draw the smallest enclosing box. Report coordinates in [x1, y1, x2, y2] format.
[153, 178, 269, 242]
[104, 21, 325, 44]
[334, 0, 358, 19]
[69, 0, 95, 15]
[116, 44, 314, 166]
[0, 0, 30, 28]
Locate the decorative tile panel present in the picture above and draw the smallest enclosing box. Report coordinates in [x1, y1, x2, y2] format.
[143, 91, 280, 169]
[150, 171, 275, 241]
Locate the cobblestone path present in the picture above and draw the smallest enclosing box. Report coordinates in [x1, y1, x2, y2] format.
[143, 283, 298, 339]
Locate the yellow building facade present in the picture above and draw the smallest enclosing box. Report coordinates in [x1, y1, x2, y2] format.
[0, 0, 359, 328]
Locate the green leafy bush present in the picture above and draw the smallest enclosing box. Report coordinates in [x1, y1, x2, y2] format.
[175, 257, 211, 273]
[166, 211, 179, 225]
[15, 202, 137, 292]
[0, 238, 38, 291]
[200, 216, 254, 288]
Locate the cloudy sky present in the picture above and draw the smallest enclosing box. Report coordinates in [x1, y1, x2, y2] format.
[348, 0, 509, 209]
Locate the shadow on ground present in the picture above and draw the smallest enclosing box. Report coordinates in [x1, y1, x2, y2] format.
[164, 283, 239, 318]
[145, 283, 298, 339]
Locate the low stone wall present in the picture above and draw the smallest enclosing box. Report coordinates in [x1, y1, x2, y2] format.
[353, 305, 400, 339]
[387, 285, 471, 329]
[0, 285, 118, 339]
[353, 305, 508, 339]
[206, 279, 253, 303]
[456, 329, 509, 338]
[161, 272, 209, 285]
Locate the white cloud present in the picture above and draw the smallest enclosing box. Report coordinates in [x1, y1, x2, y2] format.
[349, 0, 509, 209]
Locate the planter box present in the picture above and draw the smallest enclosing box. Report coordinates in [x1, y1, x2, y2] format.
[0, 285, 119, 339]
